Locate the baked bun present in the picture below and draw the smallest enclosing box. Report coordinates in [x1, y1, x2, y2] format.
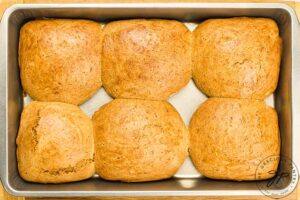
[92, 99, 188, 182]
[189, 98, 280, 181]
[19, 19, 102, 105]
[102, 19, 192, 100]
[16, 101, 94, 183]
[192, 17, 281, 99]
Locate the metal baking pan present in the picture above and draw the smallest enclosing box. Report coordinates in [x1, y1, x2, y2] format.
[0, 3, 300, 197]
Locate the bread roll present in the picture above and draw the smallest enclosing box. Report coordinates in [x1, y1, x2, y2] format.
[16, 101, 94, 183]
[92, 99, 188, 182]
[189, 98, 280, 181]
[19, 19, 102, 105]
[192, 17, 281, 99]
[102, 19, 192, 100]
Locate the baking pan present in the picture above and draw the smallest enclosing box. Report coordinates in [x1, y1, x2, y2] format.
[1, 3, 300, 197]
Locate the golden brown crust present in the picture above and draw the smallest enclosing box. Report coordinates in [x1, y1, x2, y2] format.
[16, 101, 95, 183]
[19, 19, 102, 105]
[189, 98, 280, 181]
[102, 19, 192, 100]
[92, 99, 189, 182]
[192, 17, 281, 99]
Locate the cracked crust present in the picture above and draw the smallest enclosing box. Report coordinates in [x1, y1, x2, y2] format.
[192, 17, 281, 99]
[92, 99, 189, 182]
[189, 98, 280, 181]
[19, 19, 102, 105]
[16, 101, 95, 183]
[101, 19, 192, 100]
